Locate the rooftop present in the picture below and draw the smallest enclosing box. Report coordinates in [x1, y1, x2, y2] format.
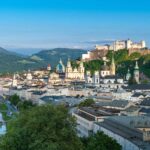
[123, 84, 150, 90]
[96, 117, 150, 150]
[94, 100, 129, 108]
[140, 98, 150, 106]
[75, 107, 120, 121]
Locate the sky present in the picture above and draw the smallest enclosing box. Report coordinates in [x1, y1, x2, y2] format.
[0, 0, 150, 53]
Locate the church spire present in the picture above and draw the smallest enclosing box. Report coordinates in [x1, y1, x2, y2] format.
[126, 68, 131, 81]
[67, 58, 71, 68]
[110, 54, 116, 75]
[135, 61, 139, 70]
[59, 58, 62, 64]
[134, 61, 140, 84]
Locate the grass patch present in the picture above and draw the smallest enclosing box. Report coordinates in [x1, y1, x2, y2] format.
[18, 59, 35, 64]
[30, 55, 43, 61]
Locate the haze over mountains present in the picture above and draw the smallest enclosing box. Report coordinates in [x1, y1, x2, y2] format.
[7, 48, 43, 56]
[0, 47, 86, 73]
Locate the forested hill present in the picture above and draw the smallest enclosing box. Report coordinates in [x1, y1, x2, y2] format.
[0, 47, 86, 73]
[83, 49, 150, 80]
[30, 48, 85, 68]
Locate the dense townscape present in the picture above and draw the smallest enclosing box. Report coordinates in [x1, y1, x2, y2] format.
[0, 39, 150, 150]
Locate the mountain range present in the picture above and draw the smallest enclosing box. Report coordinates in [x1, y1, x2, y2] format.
[0, 47, 86, 73]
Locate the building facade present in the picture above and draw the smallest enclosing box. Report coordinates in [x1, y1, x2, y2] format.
[85, 56, 121, 86]
[82, 39, 147, 62]
[65, 59, 85, 80]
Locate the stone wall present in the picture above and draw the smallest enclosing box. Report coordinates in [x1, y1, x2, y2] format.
[128, 49, 150, 56]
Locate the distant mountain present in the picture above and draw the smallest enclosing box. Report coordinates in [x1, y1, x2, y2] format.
[7, 48, 42, 56]
[0, 47, 86, 73]
[30, 48, 86, 68]
[0, 47, 26, 73]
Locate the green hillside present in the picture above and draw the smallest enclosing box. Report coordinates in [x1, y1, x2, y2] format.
[83, 49, 150, 79]
[0, 47, 85, 74]
[31, 48, 85, 68]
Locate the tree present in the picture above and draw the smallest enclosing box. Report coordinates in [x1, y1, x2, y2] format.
[0, 105, 83, 150]
[9, 94, 21, 106]
[17, 100, 35, 111]
[78, 99, 95, 107]
[84, 60, 103, 75]
[129, 52, 141, 60]
[114, 49, 128, 63]
[81, 131, 122, 150]
[128, 77, 137, 85]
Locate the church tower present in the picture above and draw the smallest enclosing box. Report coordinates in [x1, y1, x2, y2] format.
[94, 71, 100, 85]
[65, 58, 73, 78]
[126, 68, 131, 81]
[86, 71, 92, 83]
[78, 61, 85, 80]
[26, 69, 32, 80]
[134, 61, 140, 84]
[110, 55, 116, 76]
[12, 74, 17, 88]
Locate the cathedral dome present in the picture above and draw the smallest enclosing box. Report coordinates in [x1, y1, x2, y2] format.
[56, 59, 65, 73]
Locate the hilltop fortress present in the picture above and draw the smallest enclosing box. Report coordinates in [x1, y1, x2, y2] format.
[82, 39, 150, 61]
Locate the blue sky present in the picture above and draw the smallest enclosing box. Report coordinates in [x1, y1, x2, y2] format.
[0, 0, 150, 52]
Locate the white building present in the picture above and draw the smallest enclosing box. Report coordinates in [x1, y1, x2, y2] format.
[113, 39, 146, 51]
[95, 45, 109, 50]
[65, 59, 85, 80]
[82, 51, 91, 60]
[93, 116, 150, 150]
[82, 40, 146, 61]
[26, 70, 33, 81]
[72, 107, 117, 137]
[12, 74, 17, 88]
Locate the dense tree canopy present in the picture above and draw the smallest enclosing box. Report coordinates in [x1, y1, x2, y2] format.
[9, 94, 20, 106]
[84, 49, 150, 80]
[78, 99, 95, 107]
[0, 103, 122, 150]
[129, 52, 141, 60]
[81, 131, 122, 150]
[84, 60, 103, 75]
[9, 94, 35, 111]
[0, 105, 83, 150]
[107, 49, 128, 63]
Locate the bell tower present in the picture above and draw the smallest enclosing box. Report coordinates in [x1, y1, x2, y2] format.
[65, 58, 72, 78]
[126, 68, 131, 81]
[78, 61, 85, 80]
